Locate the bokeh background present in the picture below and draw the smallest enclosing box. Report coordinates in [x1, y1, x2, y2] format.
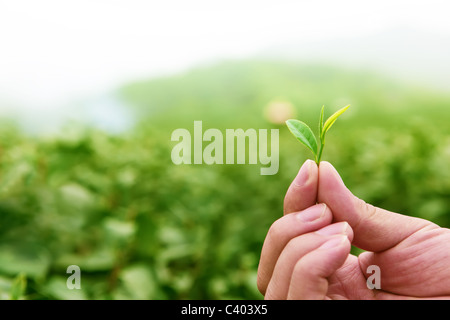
[0, 0, 449, 299]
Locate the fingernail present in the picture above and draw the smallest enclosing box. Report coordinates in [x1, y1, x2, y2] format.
[297, 203, 327, 222]
[316, 221, 349, 236]
[293, 160, 313, 187]
[319, 235, 347, 250]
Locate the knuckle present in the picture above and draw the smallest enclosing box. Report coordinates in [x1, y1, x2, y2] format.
[353, 197, 378, 231]
[284, 235, 303, 252]
[267, 217, 288, 243]
[266, 219, 281, 242]
[292, 258, 315, 278]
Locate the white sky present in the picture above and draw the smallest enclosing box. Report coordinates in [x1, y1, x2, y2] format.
[1, 0, 450, 111]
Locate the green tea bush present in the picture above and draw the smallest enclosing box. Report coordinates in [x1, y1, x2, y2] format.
[0, 60, 449, 299]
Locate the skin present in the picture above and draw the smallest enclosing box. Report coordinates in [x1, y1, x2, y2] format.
[257, 159, 450, 299]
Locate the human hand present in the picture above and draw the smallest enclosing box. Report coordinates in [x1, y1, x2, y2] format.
[257, 160, 450, 299]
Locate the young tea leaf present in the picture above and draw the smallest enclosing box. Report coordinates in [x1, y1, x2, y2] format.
[321, 104, 350, 140]
[285, 119, 318, 156]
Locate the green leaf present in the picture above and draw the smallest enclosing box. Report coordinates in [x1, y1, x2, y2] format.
[285, 119, 318, 156]
[321, 105, 350, 139]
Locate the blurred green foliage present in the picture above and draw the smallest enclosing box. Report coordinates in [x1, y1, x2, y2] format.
[0, 60, 449, 299]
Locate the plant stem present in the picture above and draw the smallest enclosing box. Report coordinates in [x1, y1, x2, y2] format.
[316, 141, 325, 164]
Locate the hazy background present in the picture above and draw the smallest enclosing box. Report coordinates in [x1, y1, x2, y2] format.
[0, 0, 449, 299]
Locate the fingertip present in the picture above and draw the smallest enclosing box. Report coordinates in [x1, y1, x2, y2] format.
[315, 221, 354, 243]
[317, 161, 348, 206]
[343, 221, 354, 243]
[294, 159, 318, 187]
[319, 234, 348, 250]
[295, 203, 330, 223]
[319, 161, 344, 185]
[284, 159, 319, 214]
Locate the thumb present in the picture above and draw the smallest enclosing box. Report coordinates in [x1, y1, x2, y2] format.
[317, 161, 437, 252]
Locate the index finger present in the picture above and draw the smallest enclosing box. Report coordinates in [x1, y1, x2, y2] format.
[284, 160, 318, 215]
